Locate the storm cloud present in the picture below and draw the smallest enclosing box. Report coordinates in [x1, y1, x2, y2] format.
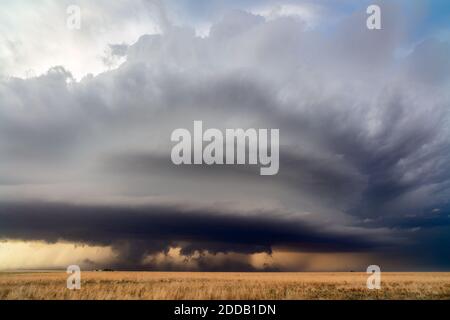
[0, 1, 450, 270]
[0, 201, 388, 269]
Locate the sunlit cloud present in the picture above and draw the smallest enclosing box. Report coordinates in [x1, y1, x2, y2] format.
[0, 240, 116, 270]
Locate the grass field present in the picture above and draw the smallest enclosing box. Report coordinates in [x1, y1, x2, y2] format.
[1, 272, 450, 300]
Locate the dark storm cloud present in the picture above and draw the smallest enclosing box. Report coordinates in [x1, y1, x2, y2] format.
[360, 209, 450, 230]
[0, 201, 384, 269]
[102, 147, 366, 212]
[1, 3, 450, 270]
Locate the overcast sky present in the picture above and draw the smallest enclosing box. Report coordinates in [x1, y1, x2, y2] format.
[0, 0, 450, 271]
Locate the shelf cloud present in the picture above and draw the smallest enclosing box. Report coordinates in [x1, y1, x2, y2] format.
[1, 1, 449, 270]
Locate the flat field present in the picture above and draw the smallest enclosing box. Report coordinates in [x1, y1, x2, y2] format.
[1, 272, 449, 300]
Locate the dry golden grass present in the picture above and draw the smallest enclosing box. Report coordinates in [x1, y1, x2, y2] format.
[1, 272, 449, 300]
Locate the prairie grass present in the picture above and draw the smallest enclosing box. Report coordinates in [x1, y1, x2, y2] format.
[1, 272, 449, 300]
